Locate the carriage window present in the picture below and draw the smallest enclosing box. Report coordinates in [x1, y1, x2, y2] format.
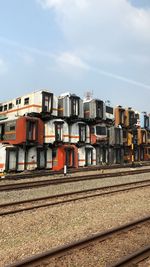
[10, 125, 15, 131]
[3, 105, 7, 111]
[79, 124, 86, 142]
[0, 106, 3, 112]
[71, 97, 79, 116]
[119, 110, 125, 124]
[96, 101, 103, 118]
[55, 123, 62, 141]
[24, 97, 29, 105]
[96, 126, 106, 135]
[16, 98, 21, 105]
[9, 103, 13, 109]
[106, 106, 113, 114]
[43, 94, 52, 112]
[28, 121, 36, 141]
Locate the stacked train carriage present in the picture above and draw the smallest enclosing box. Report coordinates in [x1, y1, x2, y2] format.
[0, 89, 150, 173]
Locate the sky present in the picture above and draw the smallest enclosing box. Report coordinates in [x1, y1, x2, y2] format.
[0, 0, 150, 112]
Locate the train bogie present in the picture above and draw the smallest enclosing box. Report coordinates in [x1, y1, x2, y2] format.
[44, 119, 69, 144]
[58, 93, 83, 118]
[70, 122, 90, 144]
[0, 116, 44, 145]
[84, 99, 106, 120]
[78, 145, 96, 166]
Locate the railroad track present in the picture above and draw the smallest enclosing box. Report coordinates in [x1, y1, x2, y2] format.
[6, 216, 150, 267]
[110, 246, 150, 266]
[2, 161, 150, 180]
[1, 180, 150, 216]
[1, 168, 150, 192]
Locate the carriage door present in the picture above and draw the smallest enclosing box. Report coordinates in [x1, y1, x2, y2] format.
[37, 147, 46, 169]
[140, 147, 144, 161]
[6, 148, 18, 171]
[42, 92, 53, 113]
[65, 148, 74, 168]
[85, 148, 93, 166]
[0, 124, 4, 141]
[27, 120, 37, 142]
[96, 147, 102, 165]
[116, 148, 121, 164]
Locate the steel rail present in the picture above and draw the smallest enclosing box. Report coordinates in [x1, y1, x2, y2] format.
[1, 168, 150, 192]
[110, 246, 150, 267]
[6, 216, 150, 267]
[1, 180, 150, 216]
[3, 161, 147, 180]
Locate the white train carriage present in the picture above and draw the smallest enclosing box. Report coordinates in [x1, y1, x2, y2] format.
[58, 92, 84, 118]
[84, 98, 106, 120]
[78, 145, 96, 166]
[0, 144, 25, 172]
[26, 146, 52, 170]
[70, 122, 90, 144]
[105, 105, 114, 121]
[90, 123, 108, 144]
[0, 90, 58, 120]
[44, 119, 69, 144]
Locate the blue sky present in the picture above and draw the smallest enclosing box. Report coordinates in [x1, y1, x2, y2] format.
[0, 0, 150, 112]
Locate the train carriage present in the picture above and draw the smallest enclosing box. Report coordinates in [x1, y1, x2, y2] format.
[90, 123, 108, 145]
[25, 146, 52, 170]
[108, 126, 123, 146]
[58, 92, 83, 118]
[0, 90, 58, 120]
[84, 98, 106, 120]
[70, 122, 90, 144]
[140, 112, 150, 130]
[78, 145, 96, 167]
[0, 144, 25, 172]
[52, 144, 78, 171]
[44, 119, 69, 144]
[0, 116, 44, 145]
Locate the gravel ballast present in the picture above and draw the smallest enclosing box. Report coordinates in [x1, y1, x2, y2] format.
[0, 186, 150, 266]
[0, 172, 150, 204]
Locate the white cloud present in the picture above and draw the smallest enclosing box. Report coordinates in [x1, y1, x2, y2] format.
[38, 0, 150, 65]
[57, 52, 89, 69]
[0, 58, 7, 75]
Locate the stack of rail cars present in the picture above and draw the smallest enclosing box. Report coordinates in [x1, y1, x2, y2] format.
[0, 89, 150, 173]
